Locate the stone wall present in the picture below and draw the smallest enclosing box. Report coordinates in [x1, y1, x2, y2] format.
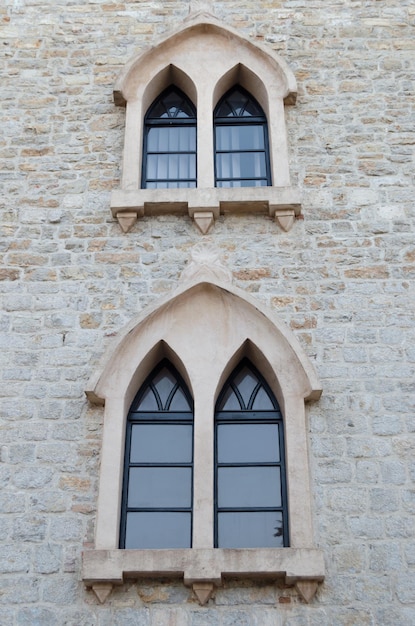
[1, 0, 414, 624]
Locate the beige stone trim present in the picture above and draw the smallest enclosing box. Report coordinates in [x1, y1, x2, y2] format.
[111, 11, 301, 232]
[83, 256, 324, 603]
[84, 547, 325, 603]
[111, 187, 301, 234]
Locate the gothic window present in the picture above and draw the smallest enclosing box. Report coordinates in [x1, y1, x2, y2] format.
[142, 86, 197, 189]
[83, 275, 324, 604]
[119, 360, 194, 549]
[214, 86, 271, 188]
[215, 360, 288, 548]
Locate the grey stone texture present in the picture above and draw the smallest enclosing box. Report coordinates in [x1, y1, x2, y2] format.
[1, 0, 414, 623]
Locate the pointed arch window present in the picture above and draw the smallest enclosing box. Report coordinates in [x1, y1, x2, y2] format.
[215, 359, 288, 548]
[120, 360, 194, 549]
[214, 86, 271, 188]
[142, 86, 197, 189]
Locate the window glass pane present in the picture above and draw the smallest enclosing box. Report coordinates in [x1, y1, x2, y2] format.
[239, 152, 266, 178]
[125, 512, 191, 549]
[130, 425, 192, 463]
[147, 155, 195, 183]
[216, 125, 264, 151]
[148, 90, 195, 120]
[216, 126, 231, 151]
[152, 368, 176, 407]
[146, 154, 168, 180]
[218, 512, 283, 548]
[180, 127, 196, 151]
[233, 367, 258, 408]
[128, 467, 191, 508]
[218, 387, 241, 411]
[216, 153, 266, 182]
[169, 387, 191, 410]
[252, 386, 275, 410]
[217, 179, 267, 188]
[218, 466, 281, 508]
[217, 424, 280, 463]
[216, 89, 263, 118]
[168, 154, 178, 180]
[135, 387, 159, 411]
[147, 127, 196, 153]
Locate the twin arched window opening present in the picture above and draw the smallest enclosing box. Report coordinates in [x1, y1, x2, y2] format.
[142, 85, 271, 189]
[120, 358, 288, 550]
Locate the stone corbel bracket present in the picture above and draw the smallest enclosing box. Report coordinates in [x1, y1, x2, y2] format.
[111, 187, 301, 234]
[82, 547, 324, 606]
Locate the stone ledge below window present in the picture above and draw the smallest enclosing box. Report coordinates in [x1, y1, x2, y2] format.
[82, 547, 324, 605]
[111, 186, 302, 234]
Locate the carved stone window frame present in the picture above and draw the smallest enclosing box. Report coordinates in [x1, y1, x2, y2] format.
[82, 252, 324, 605]
[111, 11, 301, 234]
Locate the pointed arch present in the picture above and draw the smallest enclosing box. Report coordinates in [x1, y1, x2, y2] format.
[120, 359, 194, 550]
[214, 358, 289, 549]
[114, 14, 296, 106]
[83, 276, 324, 602]
[110, 12, 301, 231]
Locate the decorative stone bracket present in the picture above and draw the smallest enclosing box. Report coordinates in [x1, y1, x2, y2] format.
[82, 547, 324, 606]
[111, 187, 301, 234]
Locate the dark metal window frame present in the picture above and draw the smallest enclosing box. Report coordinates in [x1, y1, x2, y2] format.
[141, 85, 197, 189]
[214, 85, 272, 188]
[119, 359, 194, 549]
[214, 358, 289, 548]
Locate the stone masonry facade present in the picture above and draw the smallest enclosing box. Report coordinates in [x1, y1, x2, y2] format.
[1, 0, 415, 624]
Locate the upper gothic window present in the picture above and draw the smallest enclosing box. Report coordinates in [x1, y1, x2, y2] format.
[214, 86, 271, 188]
[142, 86, 197, 189]
[111, 15, 301, 233]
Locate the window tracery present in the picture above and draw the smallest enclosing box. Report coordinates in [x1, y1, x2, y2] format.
[82, 250, 324, 605]
[110, 12, 301, 234]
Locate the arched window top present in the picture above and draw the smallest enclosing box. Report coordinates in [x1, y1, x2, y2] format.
[214, 86, 266, 120]
[121, 359, 194, 550]
[130, 360, 193, 413]
[83, 273, 324, 602]
[145, 86, 196, 121]
[111, 13, 301, 233]
[215, 359, 288, 549]
[217, 359, 279, 412]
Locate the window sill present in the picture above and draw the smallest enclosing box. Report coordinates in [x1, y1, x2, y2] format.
[82, 547, 324, 605]
[110, 186, 302, 234]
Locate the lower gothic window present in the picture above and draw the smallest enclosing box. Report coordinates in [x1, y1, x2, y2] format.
[119, 360, 194, 549]
[83, 276, 324, 603]
[215, 360, 288, 548]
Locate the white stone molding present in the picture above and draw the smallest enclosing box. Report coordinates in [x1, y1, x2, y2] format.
[83, 250, 324, 604]
[111, 11, 301, 233]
